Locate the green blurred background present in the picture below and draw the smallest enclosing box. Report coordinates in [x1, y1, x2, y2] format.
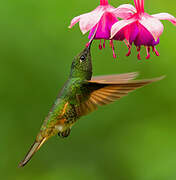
[0, 0, 176, 179]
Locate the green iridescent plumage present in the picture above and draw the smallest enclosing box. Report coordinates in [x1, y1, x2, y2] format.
[19, 45, 163, 167]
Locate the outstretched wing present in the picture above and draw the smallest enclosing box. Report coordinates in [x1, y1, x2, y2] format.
[90, 72, 139, 83]
[75, 73, 164, 117]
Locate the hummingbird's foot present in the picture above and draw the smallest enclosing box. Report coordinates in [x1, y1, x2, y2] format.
[58, 128, 71, 138]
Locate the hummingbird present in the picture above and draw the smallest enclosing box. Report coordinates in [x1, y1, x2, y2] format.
[19, 44, 163, 167]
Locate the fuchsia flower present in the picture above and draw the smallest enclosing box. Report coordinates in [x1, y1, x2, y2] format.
[111, 0, 176, 59]
[69, 0, 119, 58]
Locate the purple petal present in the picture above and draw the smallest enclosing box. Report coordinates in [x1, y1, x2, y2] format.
[127, 22, 139, 44]
[113, 22, 139, 44]
[134, 23, 160, 46]
[112, 28, 125, 41]
[88, 12, 118, 40]
[139, 13, 163, 41]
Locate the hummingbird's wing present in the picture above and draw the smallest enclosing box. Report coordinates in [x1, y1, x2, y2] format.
[90, 72, 139, 83]
[75, 75, 164, 116]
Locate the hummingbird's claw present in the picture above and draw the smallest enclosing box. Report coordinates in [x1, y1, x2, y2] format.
[58, 128, 71, 138]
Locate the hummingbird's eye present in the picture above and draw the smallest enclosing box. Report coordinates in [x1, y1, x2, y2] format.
[80, 55, 86, 62]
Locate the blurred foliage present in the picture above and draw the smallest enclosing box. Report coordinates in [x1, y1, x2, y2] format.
[0, 0, 176, 179]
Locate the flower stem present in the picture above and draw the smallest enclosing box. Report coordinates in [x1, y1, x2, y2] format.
[100, 0, 109, 6]
[134, 0, 144, 13]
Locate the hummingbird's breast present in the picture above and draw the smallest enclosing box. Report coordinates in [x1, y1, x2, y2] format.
[41, 99, 78, 136]
[40, 78, 85, 138]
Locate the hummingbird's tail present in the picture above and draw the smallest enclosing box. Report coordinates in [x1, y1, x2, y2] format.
[19, 137, 47, 167]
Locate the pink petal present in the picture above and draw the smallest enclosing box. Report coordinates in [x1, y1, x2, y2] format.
[79, 11, 104, 34]
[152, 13, 176, 26]
[111, 19, 136, 38]
[139, 13, 164, 41]
[116, 4, 136, 13]
[112, 4, 136, 19]
[69, 5, 115, 34]
[69, 6, 105, 34]
[69, 15, 81, 29]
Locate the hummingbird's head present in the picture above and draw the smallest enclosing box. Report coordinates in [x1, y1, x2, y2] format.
[70, 45, 92, 80]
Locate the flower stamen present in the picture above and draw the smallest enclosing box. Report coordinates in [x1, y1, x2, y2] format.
[103, 40, 106, 48]
[126, 45, 131, 56]
[137, 46, 141, 60]
[99, 40, 103, 50]
[123, 39, 130, 48]
[110, 40, 117, 58]
[152, 47, 160, 56]
[145, 46, 151, 59]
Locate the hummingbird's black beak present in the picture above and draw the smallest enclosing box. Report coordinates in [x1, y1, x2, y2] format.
[19, 137, 47, 167]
